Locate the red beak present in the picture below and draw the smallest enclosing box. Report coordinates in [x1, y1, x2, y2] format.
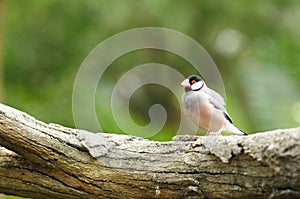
[181, 79, 191, 88]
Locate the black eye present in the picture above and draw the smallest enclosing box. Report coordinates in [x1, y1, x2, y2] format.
[191, 80, 197, 84]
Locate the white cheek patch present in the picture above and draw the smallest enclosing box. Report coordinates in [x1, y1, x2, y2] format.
[191, 81, 204, 90]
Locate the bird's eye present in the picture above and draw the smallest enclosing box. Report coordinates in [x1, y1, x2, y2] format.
[191, 80, 197, 84]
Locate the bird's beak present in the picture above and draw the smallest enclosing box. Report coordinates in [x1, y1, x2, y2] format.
[181, 79, 191, 88]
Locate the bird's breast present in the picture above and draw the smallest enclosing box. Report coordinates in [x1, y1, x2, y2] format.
[182, 91, 225, 132]
[182, 91, 208, 110]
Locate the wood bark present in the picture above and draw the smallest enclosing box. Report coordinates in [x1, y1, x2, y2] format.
[0, 103, 299, 199]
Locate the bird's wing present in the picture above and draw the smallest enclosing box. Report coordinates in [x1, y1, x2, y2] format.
[204, 88, 225, 108]
[204, 88, 233, 123]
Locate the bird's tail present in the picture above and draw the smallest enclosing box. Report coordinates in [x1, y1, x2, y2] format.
[238, 128, 247, 135]
[224, 121, 247, 136]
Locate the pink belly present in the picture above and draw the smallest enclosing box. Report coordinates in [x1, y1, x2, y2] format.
[186, 102, 225, 132]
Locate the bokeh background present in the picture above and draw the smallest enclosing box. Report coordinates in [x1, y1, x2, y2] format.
[0, 0, 300, 197]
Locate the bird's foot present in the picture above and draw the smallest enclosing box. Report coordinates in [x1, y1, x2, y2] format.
[207, 131, 222, 136]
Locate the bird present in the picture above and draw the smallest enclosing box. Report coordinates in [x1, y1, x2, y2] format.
[181, 75, 247, 136]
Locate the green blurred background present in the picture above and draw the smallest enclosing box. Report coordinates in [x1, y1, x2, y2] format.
[0, 0, 300, 197]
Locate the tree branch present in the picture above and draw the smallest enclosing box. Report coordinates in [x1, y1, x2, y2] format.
[0, 103, 299, 199]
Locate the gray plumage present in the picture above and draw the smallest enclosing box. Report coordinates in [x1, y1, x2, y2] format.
[181, 75, 246, 135]
[203, 87, 233, 123]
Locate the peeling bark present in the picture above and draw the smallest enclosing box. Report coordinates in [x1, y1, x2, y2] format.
[0, 103, 299, 199]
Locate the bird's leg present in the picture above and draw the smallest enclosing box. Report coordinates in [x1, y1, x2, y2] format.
[206, 131, 222, 136]
[206, 128, 223, 136]
[203, 128, 223, 151]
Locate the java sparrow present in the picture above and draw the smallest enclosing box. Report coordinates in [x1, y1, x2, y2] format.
[181, 75, 247, 136]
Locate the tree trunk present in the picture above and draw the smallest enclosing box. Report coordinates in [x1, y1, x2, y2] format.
[0, 103, 299, 199]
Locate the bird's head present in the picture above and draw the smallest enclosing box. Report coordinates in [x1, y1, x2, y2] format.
[181, 75, 205, 91]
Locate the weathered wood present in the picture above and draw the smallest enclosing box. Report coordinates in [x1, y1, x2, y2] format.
[0, 103, 299, 199]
